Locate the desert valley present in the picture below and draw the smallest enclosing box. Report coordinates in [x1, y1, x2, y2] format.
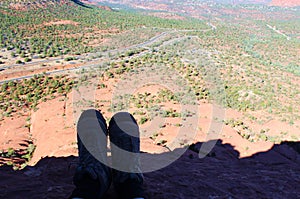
[0, 0, 299, 198]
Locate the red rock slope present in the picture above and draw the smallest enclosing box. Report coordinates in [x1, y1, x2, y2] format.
[0, 140, 299, 198]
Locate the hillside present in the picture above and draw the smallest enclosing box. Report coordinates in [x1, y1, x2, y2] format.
[0, 0, 300, 198]
[88, 0, 300, 8]
[0, 0, 74, 10]
[0, 0, 207, 66]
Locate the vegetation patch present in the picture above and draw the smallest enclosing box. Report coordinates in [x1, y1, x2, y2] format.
[0, 74, 74, 118]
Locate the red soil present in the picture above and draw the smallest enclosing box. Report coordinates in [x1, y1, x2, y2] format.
[0, 73, 299, 198]
[44, 20, 80, 26]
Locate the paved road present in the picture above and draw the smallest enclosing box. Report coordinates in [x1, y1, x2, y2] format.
[0, 26, 215, 84]
[0, 57, 62, 71]
[0, 31, 170, 71]
[266, 24, 291, 41]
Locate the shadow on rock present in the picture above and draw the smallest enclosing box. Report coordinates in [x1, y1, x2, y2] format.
[0, 140, 300, 199]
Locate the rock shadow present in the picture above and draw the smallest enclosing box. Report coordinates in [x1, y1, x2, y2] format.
[0, 140, 299, 198]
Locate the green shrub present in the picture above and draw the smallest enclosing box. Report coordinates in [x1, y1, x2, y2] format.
[16, 60, 23, 64]
[24, 57, 32, 62]
[64, 57, 75, 61]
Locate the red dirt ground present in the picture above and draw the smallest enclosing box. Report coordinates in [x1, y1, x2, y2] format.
[0, 77, 299, 198]
[44, 20, 80, 26]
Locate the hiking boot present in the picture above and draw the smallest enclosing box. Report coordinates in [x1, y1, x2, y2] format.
[70, 109, 111, 199]
[108, 112, 145, 199]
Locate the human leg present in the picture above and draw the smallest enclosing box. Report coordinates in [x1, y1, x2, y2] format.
[108, 112, 145, 199]
[70, 109, 111, 199]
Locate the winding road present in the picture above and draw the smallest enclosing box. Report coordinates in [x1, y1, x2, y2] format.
[0, 27, 216, 84]
[266, 24, 291, 41]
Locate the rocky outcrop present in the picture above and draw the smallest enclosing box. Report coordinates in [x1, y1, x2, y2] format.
[0, 140, 299, 198]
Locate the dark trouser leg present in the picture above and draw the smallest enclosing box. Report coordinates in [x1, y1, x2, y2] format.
[109, 112, 145, 199]
[70, 109, 111, 199]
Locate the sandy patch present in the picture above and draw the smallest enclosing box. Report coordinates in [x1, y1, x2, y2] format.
[221, 125, 274, 158]
[29, 93, 77, 165]
[8, 3, 27, 11]
[0, 115, 30, 151]
[44, 20, 80, 26]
